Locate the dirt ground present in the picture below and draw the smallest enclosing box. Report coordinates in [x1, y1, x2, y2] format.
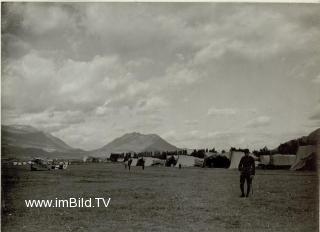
[1, 163, 318, 232]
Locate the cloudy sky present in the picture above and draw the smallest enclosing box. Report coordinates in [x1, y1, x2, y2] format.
[2, 3, 320, 151]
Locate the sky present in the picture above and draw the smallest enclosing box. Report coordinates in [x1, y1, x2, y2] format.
[2, 3, 320, 151]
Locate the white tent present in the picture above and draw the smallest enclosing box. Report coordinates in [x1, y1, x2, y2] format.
[270, 154, 296, 166]
[228, 151, 245, 169]
[175, 155, 199, 167]
[152, 159, 166, 166]
[143, 157, 162, 166]
[195, 158, 204, 167]
[130, 157, 162, 167]
[228, 152, 258, 169]
[131, 158, 138, 166]
[290, 145, 317, 170]
[260, 155, 271, 165]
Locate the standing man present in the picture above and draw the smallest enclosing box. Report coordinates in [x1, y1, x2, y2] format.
[238, 151, 255, 197]
[128, 157, 132, 171]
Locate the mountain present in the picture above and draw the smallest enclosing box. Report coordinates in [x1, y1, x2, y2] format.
[274, 128, 320, 154]
[1, 124, 85, 160]
[306, 128, 320, 145]
[92, 132, 178, 156]
[2, 124, 73, 152]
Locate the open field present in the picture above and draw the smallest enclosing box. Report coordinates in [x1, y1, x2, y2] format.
[2, 163, 318, 232]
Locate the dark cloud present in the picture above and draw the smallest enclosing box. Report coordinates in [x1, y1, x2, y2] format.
[2, 3, 319, 149]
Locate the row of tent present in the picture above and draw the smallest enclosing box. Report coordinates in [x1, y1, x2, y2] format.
[122, 145, 318, 171]
[12, 161, 31, 166]
[124, 156, 204, 168]
[229, 145, 318, 171]
[12, 158, 69, 171]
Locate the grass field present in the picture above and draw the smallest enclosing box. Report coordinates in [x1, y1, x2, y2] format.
[2, 163, 318, 232]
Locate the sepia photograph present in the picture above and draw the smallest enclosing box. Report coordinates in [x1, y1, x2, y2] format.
[1, 2, 319, 232]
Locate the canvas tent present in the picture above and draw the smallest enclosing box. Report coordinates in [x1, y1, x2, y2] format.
[130, 157, 166, 167]
[270, 154, 296, 167]
[194, 158, 204, 167]
[260, 155, 271, 165]
[290, 145, 317, 171]
[143, 157, 158, 166]
[204, 154, 230, 168]
[152, 159, 166, 166]
[228, 151, 258, 169]
[175, 155, 198, 167]
[131, 158, 138, 166]
[139, 157, 162, 166]
[228, 151, 245, 169]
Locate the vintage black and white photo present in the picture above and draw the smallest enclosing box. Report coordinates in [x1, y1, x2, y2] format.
[1, 2, 319, 232]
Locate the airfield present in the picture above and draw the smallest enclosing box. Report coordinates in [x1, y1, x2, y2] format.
[2, 163, 318, 232]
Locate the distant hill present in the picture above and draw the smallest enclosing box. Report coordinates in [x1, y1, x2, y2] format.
[275, 128, 320, 154]
[2, 125, 73, 152]
[1, 125, 85, 160]
[306, 128, 320, 145]
[91, 132, 178, 156]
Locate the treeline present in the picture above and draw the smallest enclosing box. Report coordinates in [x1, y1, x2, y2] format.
[110, 150, 188, 162]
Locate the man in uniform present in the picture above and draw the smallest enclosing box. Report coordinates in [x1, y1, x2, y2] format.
[128, 157, 132, 171]
[238, 150, 255, 197]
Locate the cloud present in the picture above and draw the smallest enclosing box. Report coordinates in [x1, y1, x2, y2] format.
[5, 109, 86, 133]
[184, 120, 199, 126]
[245, 116, 271, 128]
[21, 4, 77, 35]
[193, 39, 227, 65]
[136, 96, 168, 115]
[312, 74, 320, 84]
[2, 3, 319, 150]
[164, 63, 202, 85]
[309, 105, 320, 121]
[207, 107, 237, 116]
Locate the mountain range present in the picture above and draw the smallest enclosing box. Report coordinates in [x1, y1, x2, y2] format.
[2, 125, 73, 152]
[2, 124, 319, 160]
[1, 125, 87, 160]
[1, 125, 178, 160]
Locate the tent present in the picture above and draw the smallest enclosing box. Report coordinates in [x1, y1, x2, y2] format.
[194, 158, 204, 167]
[152, 159, 166, 166]
[260, 155, 271, 165]
[290, 145, 317, 171]
[228, 152, 258, 169]
[165, 155, 177, 167]
[175, 155, 199, 167]
[131, 157, 166, 167]
[228, 151, 245, 169]
[270, 154, 296, 167]
[204, 155, 230, 168]
[143, 157, 158, 166]
[131, 158, 138, 166]
[136, 157, 162, 167]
